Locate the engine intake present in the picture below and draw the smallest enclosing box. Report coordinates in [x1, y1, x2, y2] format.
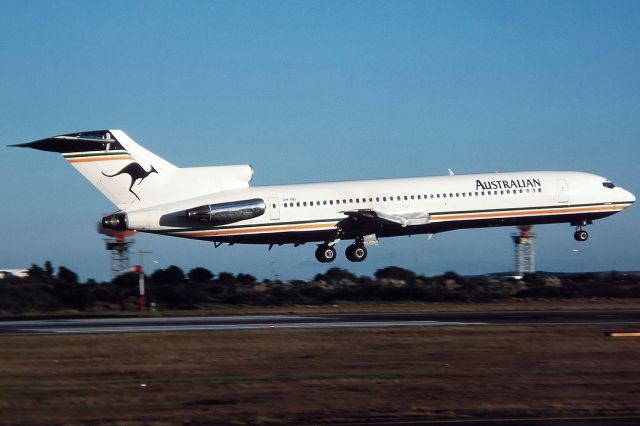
[185, 198, 266, 225]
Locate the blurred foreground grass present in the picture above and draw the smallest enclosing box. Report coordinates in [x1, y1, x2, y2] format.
[1, 325, 640, 425]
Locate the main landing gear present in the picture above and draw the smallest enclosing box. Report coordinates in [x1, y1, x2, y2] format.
[315, 245, 337, 263]
[345, 243, 367, 262]
[315, 239, 369, 263]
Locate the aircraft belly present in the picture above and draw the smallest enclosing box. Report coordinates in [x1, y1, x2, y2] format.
[193, 229, 336, 245]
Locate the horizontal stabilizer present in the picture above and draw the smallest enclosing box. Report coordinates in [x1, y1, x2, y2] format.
[10, 131, 122, 153]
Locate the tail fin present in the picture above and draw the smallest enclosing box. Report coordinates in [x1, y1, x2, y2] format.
[11, 130, 176, 209]
[11, 130, 254, 210]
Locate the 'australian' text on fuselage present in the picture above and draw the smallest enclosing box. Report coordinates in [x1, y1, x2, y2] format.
[475, 178, 542, 191]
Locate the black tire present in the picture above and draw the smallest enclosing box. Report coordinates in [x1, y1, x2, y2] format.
[574, 230, 589, 242]
[345, 244, 357, 262]
[345, 244, 367, 262]
[315, 245, 337, 263]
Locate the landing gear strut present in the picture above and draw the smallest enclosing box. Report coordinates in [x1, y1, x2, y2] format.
[315, 245, 337, 263]
[345, 243, 367, 263]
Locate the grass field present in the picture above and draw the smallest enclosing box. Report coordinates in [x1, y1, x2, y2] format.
[1, 322, 640, 425]
[8, 298, 640, 319]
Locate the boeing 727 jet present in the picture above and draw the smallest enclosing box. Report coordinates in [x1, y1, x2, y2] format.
[12, 130, 635, 263]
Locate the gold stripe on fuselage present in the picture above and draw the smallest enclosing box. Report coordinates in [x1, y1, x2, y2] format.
[431, 204, 628, 222]
[176, 222, 337, 238]
[67, 155, 134, 163]
[170, 203, 628, 239]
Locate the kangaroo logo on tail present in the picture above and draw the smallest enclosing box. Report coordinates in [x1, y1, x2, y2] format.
[102, 163, 158, 201]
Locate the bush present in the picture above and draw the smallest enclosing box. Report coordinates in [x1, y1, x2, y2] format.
[374, 267, 416, 282]
[188, 267, 214, 283]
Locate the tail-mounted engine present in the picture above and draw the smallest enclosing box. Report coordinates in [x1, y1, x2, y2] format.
[185, 198, 266, 225]
[102, 212, 128, 230]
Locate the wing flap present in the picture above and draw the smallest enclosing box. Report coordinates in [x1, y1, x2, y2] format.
[341, 209, 430, 228]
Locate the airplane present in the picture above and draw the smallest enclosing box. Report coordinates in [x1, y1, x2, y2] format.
[11, 130, 635, 263]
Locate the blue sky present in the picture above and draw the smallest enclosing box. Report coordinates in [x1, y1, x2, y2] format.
[1, 1, 638, 281]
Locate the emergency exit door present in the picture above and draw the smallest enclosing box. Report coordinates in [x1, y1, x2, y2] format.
[268, 197, 280, 220]
[556, 179, 569, 203]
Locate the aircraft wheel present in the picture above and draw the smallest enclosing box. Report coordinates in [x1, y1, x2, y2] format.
[574, 230, 589, 242]
[345, 244, 367, 262]
[315, 245, 337, 263]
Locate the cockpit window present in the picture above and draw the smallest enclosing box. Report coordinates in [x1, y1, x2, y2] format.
[602, 181, 616, 189]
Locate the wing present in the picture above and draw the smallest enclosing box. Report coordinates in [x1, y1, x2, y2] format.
[338, 209, 430, 236]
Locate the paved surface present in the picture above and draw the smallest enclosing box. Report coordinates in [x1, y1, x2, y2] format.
[330, 416, 640, 425]
[1, 310, 640, 335]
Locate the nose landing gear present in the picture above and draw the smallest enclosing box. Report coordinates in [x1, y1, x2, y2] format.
[574, 229, 589, 241]
[572, 220, 591, 242]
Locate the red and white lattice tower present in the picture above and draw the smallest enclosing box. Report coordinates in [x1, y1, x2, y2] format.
[511, 225, 535, 277]
[97, 222, 137, 278]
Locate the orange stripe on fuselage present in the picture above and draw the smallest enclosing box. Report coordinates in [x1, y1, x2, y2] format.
[171, 204, 628, 239]
[177, 222, 336, 238]
[432, 205, 627, 222]
[67, 156, 133, 163]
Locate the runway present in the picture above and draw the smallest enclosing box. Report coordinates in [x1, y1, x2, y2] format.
[2, 309, 640, 335]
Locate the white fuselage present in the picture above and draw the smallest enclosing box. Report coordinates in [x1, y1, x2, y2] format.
[16, 130, 635, 264]
[124, 170, 634, 245]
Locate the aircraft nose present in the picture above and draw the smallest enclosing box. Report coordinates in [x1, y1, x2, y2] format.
[623, 188, 636, 204]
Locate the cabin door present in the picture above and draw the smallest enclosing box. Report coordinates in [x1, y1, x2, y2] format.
[556, 179, 569, 203]
[268, 197, 280, 220]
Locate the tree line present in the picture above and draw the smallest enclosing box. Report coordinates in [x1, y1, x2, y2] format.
[1, 261, 639, 313]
